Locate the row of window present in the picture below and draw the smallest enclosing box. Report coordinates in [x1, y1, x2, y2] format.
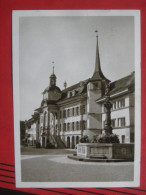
[112, 117, 126, 127]
[104, 117, 126, 128]
[112, 99, 125, 110]
[57, 120, 87, 131]
[60, 105, 86, 118]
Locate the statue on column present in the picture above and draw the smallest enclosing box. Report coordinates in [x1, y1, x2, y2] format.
[104, 83, 113, 135]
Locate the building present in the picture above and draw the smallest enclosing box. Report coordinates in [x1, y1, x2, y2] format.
[24, 36, 135, 148]
[96, 72, 135, 143]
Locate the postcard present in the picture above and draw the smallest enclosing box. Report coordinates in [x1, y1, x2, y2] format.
[12, 10, 141, 188]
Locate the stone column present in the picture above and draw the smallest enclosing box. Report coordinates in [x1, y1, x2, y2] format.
[47, 111, 50, 136]
[53, 112, 56, 136]
[104, 83, 113, 135]
[57, 110, 60, 136]
[45, 111, 50, 148]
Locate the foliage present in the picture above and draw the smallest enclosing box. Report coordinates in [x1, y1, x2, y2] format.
[91, 135, 99, 143]
[93, 133, 120, 144]
[80, 135, 90, 143]
[36, 141, 41, 148]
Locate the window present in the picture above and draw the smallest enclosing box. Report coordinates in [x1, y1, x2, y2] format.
[63, 123, 66, 131]
[113, 102, 116, 110]
[111, 119, 116, 128]
[63, 110, 66, 118]
[76, 107, 79, 115]
[67, 109, 70, 117]
[113, 99, 125, 110]
[76, 121, 79, 130]
[72, 122, 74, 131]
[121, 99, 125, 108]
[72, 108, 74, 116]
[118, 117, 125, 127]
[122, 135, 125, 143]
[60, 124, 62, 131]
[67, 123, 70, 131]
[121, 118, 125, 126]
[70, 92, 72, 97]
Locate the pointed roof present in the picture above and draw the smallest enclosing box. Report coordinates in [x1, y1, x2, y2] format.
[91, 35, 109, 82]
[96, 72, 135, 103]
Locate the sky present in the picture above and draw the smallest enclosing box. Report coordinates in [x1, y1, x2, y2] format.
[19, 15, 134, 121]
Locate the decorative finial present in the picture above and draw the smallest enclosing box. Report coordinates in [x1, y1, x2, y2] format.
[64, 81, 67, 89]
[95, 30, 98, 38]
[52, 61, 54, 74]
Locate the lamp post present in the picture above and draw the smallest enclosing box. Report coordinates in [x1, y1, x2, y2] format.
[104, 83, 113, 135]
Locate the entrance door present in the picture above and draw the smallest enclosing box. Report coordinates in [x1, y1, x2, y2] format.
[72, 136, 75, 149]
[76, 136, 79, 145]
[67, 136, 70, 148]
[122, 135, 125, 143]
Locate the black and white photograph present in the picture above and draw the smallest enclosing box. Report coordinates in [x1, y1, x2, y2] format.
[12, 10, 140, 188]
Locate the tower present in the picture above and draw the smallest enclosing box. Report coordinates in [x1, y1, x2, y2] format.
[91, 32, 109, 82]
[49, 64, 56, 87]
[85, 32, 110, 139]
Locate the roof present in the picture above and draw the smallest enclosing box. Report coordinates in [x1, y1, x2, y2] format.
[96, 72, 135, 102]
[42, 85, 61, 94]
[90, 36, 110, 82]
[59, 78, 89, 101]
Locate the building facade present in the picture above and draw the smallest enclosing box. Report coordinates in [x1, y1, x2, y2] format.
[97, 72, 135, 143]
[24, 36, 135, 148]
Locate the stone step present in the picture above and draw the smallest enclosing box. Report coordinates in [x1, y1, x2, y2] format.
[67, 155, 134, 162]
[90, 155, 107, 159]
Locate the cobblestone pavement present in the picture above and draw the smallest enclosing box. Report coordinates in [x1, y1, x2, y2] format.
[21, 149, 134, 182]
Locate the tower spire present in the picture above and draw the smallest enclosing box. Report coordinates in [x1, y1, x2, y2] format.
[91, 31, 108, 81]
[94, 30, 100, 73]
[52, 61, 54, 74]
[49, 61, 56, 86]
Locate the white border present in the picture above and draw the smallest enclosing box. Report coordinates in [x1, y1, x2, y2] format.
[12, 10, 141, 188]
